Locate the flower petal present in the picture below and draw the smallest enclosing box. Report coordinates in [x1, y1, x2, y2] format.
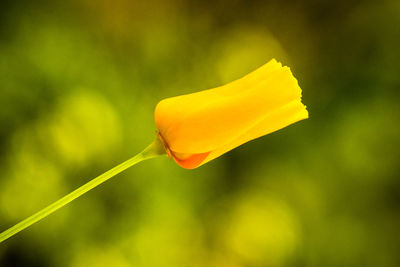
[199, 99, 308, 167]
[155, 59, 302, 154]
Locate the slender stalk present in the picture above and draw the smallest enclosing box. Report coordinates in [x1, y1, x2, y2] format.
[0, 137, 166, 243]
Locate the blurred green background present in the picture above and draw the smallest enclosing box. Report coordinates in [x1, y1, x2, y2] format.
[0, 0, 399, 266]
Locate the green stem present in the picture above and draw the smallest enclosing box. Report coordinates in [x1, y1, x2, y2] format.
[0, 137, 166, 243]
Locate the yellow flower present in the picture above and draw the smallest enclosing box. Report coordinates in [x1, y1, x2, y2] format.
[155, 59, 308, 169]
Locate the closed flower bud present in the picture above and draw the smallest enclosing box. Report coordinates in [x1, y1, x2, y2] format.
[155, 59, 308, 169]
